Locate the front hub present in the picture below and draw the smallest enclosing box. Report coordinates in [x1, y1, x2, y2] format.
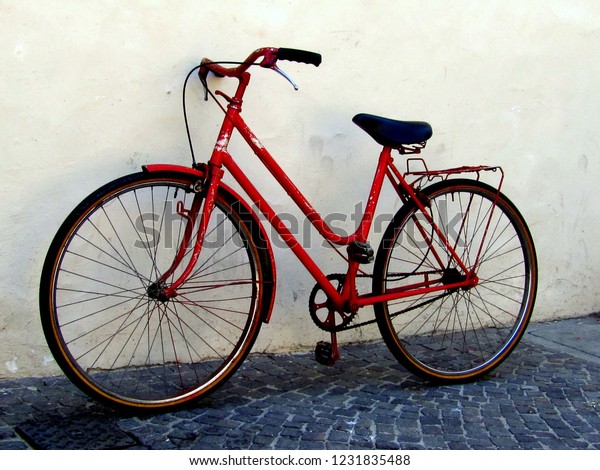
[147, 280, 171, 302]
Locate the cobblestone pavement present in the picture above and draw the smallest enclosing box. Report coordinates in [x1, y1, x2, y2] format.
[1, 316, 599, 450]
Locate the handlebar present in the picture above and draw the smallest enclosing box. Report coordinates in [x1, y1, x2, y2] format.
[199, 47, 321, 83]
[276, 48, 322, 66]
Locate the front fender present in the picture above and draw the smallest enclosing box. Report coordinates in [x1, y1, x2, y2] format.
[142, 164, 277, 323]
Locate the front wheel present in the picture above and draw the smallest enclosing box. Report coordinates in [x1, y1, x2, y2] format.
[40, 171, 273, 410]
[373, 179, 537, 382]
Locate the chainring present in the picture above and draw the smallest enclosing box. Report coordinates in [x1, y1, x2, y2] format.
[308, 273, 356, 332]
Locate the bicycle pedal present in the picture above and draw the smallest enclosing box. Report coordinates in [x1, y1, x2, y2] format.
[315, 341, 336, 366]
[347, 241, 374, 264]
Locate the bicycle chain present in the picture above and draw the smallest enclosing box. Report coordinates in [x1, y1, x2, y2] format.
[308, 271, 449, 332]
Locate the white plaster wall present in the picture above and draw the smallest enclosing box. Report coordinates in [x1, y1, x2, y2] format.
[1, 0, 599, 378]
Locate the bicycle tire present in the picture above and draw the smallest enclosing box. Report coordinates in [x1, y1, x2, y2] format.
[40, 170, 273, 410]
[373, 178, 537, 382]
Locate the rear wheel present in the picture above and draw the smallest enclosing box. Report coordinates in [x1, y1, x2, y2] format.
[373, 179, 537, 382]
[40, 171, 272, 410]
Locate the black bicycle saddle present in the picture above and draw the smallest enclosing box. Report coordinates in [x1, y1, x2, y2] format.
[352, 113, 433, 147]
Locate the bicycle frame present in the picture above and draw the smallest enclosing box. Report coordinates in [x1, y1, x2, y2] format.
[160, 68, 478, 314]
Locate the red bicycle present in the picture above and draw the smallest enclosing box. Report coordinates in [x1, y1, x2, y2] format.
[40, 48, 537, 410]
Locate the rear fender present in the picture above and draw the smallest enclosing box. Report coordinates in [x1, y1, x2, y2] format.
[142, 164, 277, 323]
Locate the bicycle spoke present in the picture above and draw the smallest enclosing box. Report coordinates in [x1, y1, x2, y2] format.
[56, 285, 146, 306]
[99, 206, 147, 288]
[71, 296, 149, 362]
[72, 231, 144, 281]
[170, 297, 242, 351]
[58, 289, 146, 324]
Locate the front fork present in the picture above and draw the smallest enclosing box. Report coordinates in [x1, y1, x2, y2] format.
[150, 164, 223, 301]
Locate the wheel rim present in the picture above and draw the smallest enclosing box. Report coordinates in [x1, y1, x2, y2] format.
[382, 184, 535, 378]
[48, 177, 262, 406]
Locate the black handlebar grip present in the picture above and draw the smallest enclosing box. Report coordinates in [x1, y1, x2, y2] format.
[277, 48, 322, 67]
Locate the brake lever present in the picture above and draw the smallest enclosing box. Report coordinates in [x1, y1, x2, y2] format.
[272, 65, 299, 91]
[198, 71, 210, 101]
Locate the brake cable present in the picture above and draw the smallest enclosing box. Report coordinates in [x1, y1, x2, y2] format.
[182, 64, 201, 167]
[183, 61, 258, 167]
